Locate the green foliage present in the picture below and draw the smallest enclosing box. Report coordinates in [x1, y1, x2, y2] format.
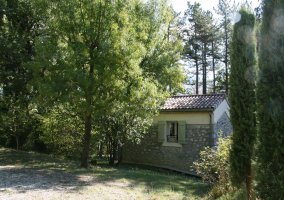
[256, 0, 284, 199]
[216, 188, 246, 200]
[193, 136, 234, 199]
[214, 68, 226, 92]
[138, 1, 185, 94]
[0, 0, 43, 151]
[96, 75, 165, 164]
[40, 104, 84, 158]
[0, 0, 37, 99]
[28, 0, 184, 166]
[183, 2, 220, 94]
[215, 0, 236, 94]
[0, 98, 29, 149]
[229, 8, 256, 189]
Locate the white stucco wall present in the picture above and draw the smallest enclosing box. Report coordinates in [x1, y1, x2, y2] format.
[212, 99, 232, 145]
[213, 99, 230, 123]
[154, 111, 211, 124]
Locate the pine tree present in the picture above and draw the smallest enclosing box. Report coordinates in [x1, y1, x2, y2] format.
[256, 0, 284, 199]
[183, 3, 203, 94]
[215, 0, 236, 94]
[229, 8, 256, 200]
[209, 24, 222, 94]
[183, 3, 216, 94]
[200, 11, 214, 94]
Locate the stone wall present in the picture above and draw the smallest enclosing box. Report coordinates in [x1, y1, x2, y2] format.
[122, 124, 213, 174]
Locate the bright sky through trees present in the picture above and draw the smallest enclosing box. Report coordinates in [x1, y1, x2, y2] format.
[170, 0, 261, 14]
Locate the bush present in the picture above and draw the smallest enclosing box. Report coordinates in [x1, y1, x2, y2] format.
[193, 136, 235, 199]
[40, 104, 84, 158]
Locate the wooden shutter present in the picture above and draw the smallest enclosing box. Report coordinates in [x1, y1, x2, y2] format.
[158, 121, 166, 143]
[178, 121, 186, 144]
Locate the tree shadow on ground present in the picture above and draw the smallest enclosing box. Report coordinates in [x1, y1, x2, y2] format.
[85, 163, 210, 198]
[0, 167, 92, 193]
[0, 148, 78, 170]
[0, 148, 89, 193]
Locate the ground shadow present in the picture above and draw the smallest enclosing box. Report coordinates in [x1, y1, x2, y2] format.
[0, 148, 90, 193]
[0, 167, 92, 193]
[86, 163, 210, 198]
[0, 148, 78, 170]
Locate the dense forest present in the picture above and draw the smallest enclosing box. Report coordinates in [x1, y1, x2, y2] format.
[1, 0, 283, 199]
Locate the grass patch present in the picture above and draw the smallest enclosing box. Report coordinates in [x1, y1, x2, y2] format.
[0, 148, 209, 199]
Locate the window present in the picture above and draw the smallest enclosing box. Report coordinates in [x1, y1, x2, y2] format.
[167, 122, 178, 143]
[158, 121, 186, 145]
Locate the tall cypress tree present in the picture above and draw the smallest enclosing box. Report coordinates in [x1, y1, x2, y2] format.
[229, 9, 256, 200]
[256, 0, 284, 199]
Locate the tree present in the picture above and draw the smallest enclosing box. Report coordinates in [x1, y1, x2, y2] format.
[31, 0, 184, 168]
[95, 2, 184, 165]
[200, 11, 214, 94]
[183, 3, 203, 94]
[0, 0, 42, 150]
[209, 22, 222, 94]
[139, 2, 185, 94]
[229, 9, 256, 200]
[183, 3, 217, 94]
[96, 79, 163, 165]
[215, 0, 236, 94]
[256, 0, 284, 199]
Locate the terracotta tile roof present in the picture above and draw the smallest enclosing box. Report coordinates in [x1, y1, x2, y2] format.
[161, 93, 227, 111]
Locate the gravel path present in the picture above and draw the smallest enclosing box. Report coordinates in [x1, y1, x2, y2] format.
[0, 165, 143, 200]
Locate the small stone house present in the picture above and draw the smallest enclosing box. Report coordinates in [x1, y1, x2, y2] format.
[122, 93, 232, 174]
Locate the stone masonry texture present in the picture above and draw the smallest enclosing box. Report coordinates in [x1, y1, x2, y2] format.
[122, 124, 213, 174]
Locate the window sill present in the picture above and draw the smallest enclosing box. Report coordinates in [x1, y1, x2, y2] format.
[162, 142, 182, 148]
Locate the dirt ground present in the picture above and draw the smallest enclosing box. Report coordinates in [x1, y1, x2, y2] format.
[0, 165, 148, 200]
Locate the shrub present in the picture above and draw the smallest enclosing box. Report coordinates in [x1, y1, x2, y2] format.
[193, 136, 235, 199]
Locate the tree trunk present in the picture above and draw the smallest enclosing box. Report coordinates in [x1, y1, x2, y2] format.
[109, 139, 117, 166]
[98, 142, 104, 159]
[194, 23, 199, 95]
[80, 44, 95, 168]
[246, 163, 253, 200]
[109, 146, 114, 165]
[116, 144, 123, 166]
[195, 54, 199, 95]
[224, 15, 229, 94]
[212, 41, 216, 93]
[202, 43, 207, 94]
[15, 135, 19, 151]
[80, 111, 92, 168]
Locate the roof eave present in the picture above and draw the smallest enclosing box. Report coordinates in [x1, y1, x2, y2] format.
[160, 108, 214, 112]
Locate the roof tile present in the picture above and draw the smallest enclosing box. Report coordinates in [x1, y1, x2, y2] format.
[161, 94, 227, 111]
